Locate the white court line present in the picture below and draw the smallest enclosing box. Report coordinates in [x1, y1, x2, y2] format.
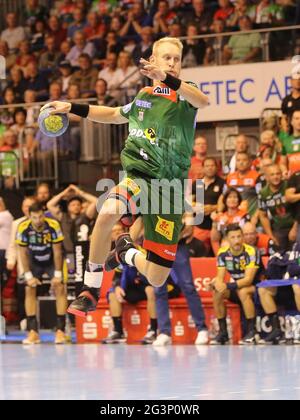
[193, 394, 212, 397]
[261, 389, 280, 393]
[159, 396, 179, 400]
[228, 391, 246, 395]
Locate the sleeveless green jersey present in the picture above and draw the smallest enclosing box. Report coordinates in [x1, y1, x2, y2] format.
[119, 82, 198, 181]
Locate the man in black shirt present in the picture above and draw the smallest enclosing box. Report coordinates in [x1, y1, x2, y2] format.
[286, 170, 300, 242]
[281, 73, 300, 128]
[192, 157, 225, 255]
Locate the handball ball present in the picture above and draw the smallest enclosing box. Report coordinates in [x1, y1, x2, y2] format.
[38, 106, 69, 137]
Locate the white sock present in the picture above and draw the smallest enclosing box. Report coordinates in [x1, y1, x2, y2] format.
[125, 248, 143, 266]
[84, 270, 104, 288]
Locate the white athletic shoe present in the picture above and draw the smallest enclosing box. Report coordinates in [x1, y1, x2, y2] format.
[195, 330, 209, 345]
[152, 333, 172, 346]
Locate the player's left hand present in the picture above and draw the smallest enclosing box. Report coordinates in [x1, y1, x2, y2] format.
[139, 58, 166, 81]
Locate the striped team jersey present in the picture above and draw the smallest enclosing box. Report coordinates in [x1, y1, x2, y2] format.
[16, 218, 64, 266]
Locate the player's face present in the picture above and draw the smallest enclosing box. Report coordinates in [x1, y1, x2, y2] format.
[152, 43, 182, 78]
[30, 211, 45, 230]
[227, 230, 243, 252]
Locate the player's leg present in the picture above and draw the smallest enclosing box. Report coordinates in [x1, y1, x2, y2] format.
[236, 286, 258, 345]
[292, 284, 300, 311]
[23, 285, 40, 344]
[211, 288, 231, 345]
[53, 282, 68, 344]
[68, 197, 126, 317]
[258, 287, 284, 344]
[142, 285, 157, 344]
[102, 290, 125, 344]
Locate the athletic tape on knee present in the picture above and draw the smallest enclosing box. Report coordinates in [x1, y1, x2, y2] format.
[84, 270, 104, 288]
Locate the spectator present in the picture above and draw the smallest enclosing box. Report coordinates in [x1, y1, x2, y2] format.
[109, 16, 124, 37]
[227, 0, 256, 28]
[83, 11, 106, 42]
[192, 157, 225, 254]
[182, 24, 206, 67]
[228, 134, 250, 173]
[0, 130, 19, 152]
[58, 0, 76, 24]
[30, 19, 46, 53]
[24, 0, 48, 30]
[223, 16, 262, 64]
[94, 79, 115, 105]
[110, 51, 141, 99]
[47, 16, 67, 50]
[58, 40, 72, 63]
[24, 61, 49, 101]
[49, 82, 63, 101]
[281, 72, 300, 129]
[47, 184, 97, 255]
[119, 0, 152, 40]
[16, 202, 67, 345]
[7, 67, 27, 102]
[66, 83, 81, 101]
[184, 0, 213, 33]
[15, 40, 36, 73]
[0, 87, 17, 127]
[188, 136, 208, 182]
[35, 183, 52, 210]
[39, 35, 61, 70]
[0, 197, 13, 286]
[0, 40, 16, 72]
[258, 164, 296, 250]
[213, 0, 234, 24]
[55, 61, 74, 95]
[168, 23, 183, 38]
[67, 8, 87, 40]
[10, 108, 34, 142]
[211, 224, 262, 345]
[104, 30, 124, 56]
[203, 18, 228, 66]
[286, 170, 300, 243]
[255, 0, 284, 26]
[66, 31, 96, 67]
[153, 0, 177, 35]
[24, 89, 39, 128]
[223, 152, 259, 217]
[242, 221, 275, 256]
[255, 157, 274, 195]
[98, 52, 118, 90]
[69, 53, 98, 97]
[280, 110, 300, 176]
[211, 188, 251, 253]
[132, 26, 154, 66]
[0, 12, 26, 53]
[253, 130, 284, 174]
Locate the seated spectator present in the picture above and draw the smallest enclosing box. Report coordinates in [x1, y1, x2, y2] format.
[182, 24, 206, 67]
[58, 0, 76, 25]
[110, 51, 142, 100]
[0, 40, 16, 72]
[55, 61, 74, 95]
[227, 0, 256, 28]
[255, 0, 284, 26]
[66, 31, 96, 67]
[24, 0, 48, 30]
[0, 87, 17, 127]
[211, 224, 262, 345]
[211, 188, 251, 254]
[58, 40, 72, 65]
[24, 89, 39, 128]
[49, 82, 63, 102]
[255, 157, 273, 195]
[213, 0, 235, 24]
[47, 184, 97, 255]
[188, 136, 209, 182]
[109, 16, 124, 37]
[183, 0, 213, 33]
[10, 109, 36, 155]
[192, 157, 225, 254]
[223, 16, 262, 64]
[278, 0, 296, 25]
[259, 164, 296, 250]
[1, 12, 26, 54]
[203, 18, 228, 66]
[66, 83, 81, 101]
[0, 196, 13, 287]
[46, 16, 67, 51]
[153, 0, 177, 35]
[35, 183, 52, 211]
[98, 52, 118, 90]
[15, 40, 36, 73]
[30, 19, 46, 53]
[0, 130, 19, 152]
[119, 0, 152, 40]
[94, 79, 115, 105]
[223, 152, 259, 216]
[132, 26, 154, 66]
[281, 72, 300, 131]
[24, 61, 49, 101]
[167, 23, 182, 38]
[39, 35, 61, 70]
[7, 66, 27, 102]
[242, 221, 275, 256]
[69, 53, 98, 98]
[253, 130, 284, 174]
[83, 11, 106, 42]
[67, 7, 87, 40]
[227, 134, 250, 173]
[280, 110, 300, 176]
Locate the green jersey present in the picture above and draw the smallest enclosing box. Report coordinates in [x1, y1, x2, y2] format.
[258, 181, 294, 230]
[279, 132, 300, 175]
[119, 82, 198, 181]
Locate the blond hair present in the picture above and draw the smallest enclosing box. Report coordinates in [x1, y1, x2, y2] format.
[152, 37, 183, 56]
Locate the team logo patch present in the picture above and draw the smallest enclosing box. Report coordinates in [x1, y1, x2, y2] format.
[153, 86, 171, 95]
[120, 177, 141, 196]
[144, 128, 156, 145]
[155, 217, 174, 241]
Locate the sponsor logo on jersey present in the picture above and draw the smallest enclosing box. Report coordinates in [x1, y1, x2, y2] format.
[138, 111, 144, 121]
[120, 177, 141, 196]
[140, 148, 148, 160]
[122, 102, 133, 115]
[129, 128, 157, 145]
[153, 86, 171, 95]
[155, 216, 174, 241]
[135, 99, 152, 109]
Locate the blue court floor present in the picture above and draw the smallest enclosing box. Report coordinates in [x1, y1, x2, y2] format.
[1, 343, 300, 400]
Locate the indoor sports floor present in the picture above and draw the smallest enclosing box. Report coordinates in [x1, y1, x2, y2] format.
[1, 341, 300, 400]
